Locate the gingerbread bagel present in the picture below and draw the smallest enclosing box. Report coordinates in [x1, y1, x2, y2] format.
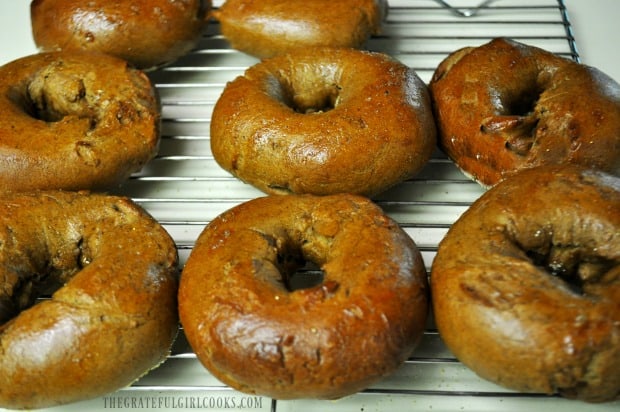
[213, 0, 386, 58]
[210, 47, 436, 196]
[0, 191, 178, 409]
[179, 194, 429, 399]
[31, 0, 211, 69]
[431, 165, 620, 402]
[0, 51, 160, 192]
[430, 38, 620, 186]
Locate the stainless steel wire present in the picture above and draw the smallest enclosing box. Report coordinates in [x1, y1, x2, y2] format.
[70, 1, 618, 411]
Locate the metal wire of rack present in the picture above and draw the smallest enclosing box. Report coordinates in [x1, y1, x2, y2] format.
[34, 1, 619, 411]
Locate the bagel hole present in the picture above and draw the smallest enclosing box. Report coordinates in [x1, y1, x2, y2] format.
[0, 238, 90, 324]
[505, 83, 543, 118]
[0, 266, 76, 324]
[10, 87, 81, 123]
[276, 75, 341, 114]
[526, 249, 583, 295]
[10, 69, 95, 123]
[257, 230, 327, 293]
[286, 261, 325, 291]
[278, 253, 325, 292]
[287, 87, 340, 114]
[525, 247, 615, 296]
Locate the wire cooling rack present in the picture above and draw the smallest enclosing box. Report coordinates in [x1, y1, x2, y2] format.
[34, 1, 619, 411]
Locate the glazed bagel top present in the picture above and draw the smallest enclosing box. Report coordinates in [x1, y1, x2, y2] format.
[210, 47, 436, 196]
[179, 194, 429, 399]
[431, 164, 620, 402]
[213, 0, 386, 58]
[31, 0, 211, 69]
[430, 38, 620, 187]
[0, 191, 178, 409]
[0, 51, 160, 192]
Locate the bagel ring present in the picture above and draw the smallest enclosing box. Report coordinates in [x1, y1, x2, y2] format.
[429, 38, 620, 187]
[431, 164, 620, 402]
[213, 0, 386, 59]
[210, 47, 436, 196]
[179, 193, 429, 399]
[31, 0, 211, 70]
[0, 51, 160, 192]
[0, 191, 179, 409]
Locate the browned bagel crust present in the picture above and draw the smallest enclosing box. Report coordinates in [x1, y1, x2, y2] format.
[179, 194, 428, 399]
[431, 165, 620, 402]
[429, 38, 620, 187]
[0, 52, 160, 192]
[212, 0, 386, 58]
[31, 0, 211, 69]
[0, 191, 179, 409]
[210, 47, 436, 196]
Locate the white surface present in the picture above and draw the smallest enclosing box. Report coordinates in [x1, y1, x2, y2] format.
[0, 1, 36, 64]
[0, 1, 618, 81]
[565, 0, 620, 82]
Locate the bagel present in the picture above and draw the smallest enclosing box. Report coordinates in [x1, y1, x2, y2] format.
[429, 37, 620, 187]
[210, 47, 436, 196]
[179, 193, 429, 399]
[431, 164, 620, 402]
[213, 0, 386, 58]
[30, 0, 211, 69]
[0, 191, 179, 409]
[0, 51, 160, 192]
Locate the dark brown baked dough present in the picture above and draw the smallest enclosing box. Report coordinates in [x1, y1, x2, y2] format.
[31, 0, 211, 69]
[430, 38, 620, 187]
[0, 191, 179, 409]
[431, 164, 620, 402]
[0, 51, 160, 192]
[210, 47, 436, 196]
[213, 0, 386, 58]
[179, 194, 429, 399]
